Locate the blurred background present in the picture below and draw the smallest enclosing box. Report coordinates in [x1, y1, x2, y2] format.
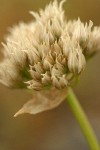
[0, 0, 100, 149]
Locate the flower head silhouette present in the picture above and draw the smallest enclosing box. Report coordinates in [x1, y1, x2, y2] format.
[0, 0, 100, 116]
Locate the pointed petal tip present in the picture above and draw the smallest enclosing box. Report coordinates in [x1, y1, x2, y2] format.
[14, 108, 25, 117]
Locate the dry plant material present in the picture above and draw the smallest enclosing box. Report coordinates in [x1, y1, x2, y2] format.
[0, 0, 100, 116]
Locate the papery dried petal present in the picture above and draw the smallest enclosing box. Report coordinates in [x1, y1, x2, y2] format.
[68, 45, 86, 74]
[14, 87, 67, 117]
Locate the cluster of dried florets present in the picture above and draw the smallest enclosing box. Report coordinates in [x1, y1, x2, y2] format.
[0, 0, 100, 90]
[1, 0, 100, 116]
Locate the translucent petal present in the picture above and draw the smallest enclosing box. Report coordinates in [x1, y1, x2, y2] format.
[14, 87, 67, 117]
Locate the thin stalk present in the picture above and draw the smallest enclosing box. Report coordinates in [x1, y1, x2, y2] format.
[67, 88, 100, 150]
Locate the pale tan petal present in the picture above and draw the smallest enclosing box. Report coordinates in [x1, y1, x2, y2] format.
[87, 26, 100, 54]
[14, 87, 67, 117]
[41, 72, 51, 85]
[25, 80, 42, 90]
[68, 45, 86, 74]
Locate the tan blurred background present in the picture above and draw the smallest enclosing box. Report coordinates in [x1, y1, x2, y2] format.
[0, 0, 100, 150]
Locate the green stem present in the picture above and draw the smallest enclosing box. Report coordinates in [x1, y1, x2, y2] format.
[67, 88, 100, 150]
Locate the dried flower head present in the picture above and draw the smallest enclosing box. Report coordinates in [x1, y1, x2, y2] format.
[0, 0, 100, 116]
